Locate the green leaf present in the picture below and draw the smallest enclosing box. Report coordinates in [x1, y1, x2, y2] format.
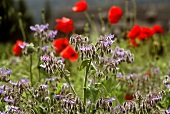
[54, 83, 64, 94]
[79, 59, 90, 71]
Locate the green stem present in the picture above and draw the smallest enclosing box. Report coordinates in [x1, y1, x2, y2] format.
[83, 59, 91, 106]
[41, 9, 46, 24]
[132, 0, 137, 24]
[64, 75, 77, 96]
[38, 55, 41, 82]
[18, 12, 27, 41]
[57, 63, 77, 96]
[84, 11, 98, 36]
[98, 8, 105, 34]
[30, 55, 33, 86]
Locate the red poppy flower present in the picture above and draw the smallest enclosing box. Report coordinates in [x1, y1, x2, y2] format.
[125, 93, 133, 100]
[72, 0, 88, 12]
[138, 27, 154, 40]
[127, 25, 141, 39]
[12, 40, 24, 56]
[60, 46, 78, 62]
[54, 38, 69, 54]
[108, 6, 123, 24]
[55, 17, 74, 34]
[152, 24, 164, 34]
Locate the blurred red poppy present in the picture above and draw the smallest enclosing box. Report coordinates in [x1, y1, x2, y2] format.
[152, 24, 164, 34]
[55, 17, 74, 34]
[145, 71, 151, 77]
[138, 27, 154, 40]
[12, 40, 24, 56]
[127, 25, 141, 39]
[60, 46, 78, 62]
[72, 0, 88, 12]
[108, 6, 123, 24]
[54, 38, 69, 54]
[125, 93, 133, 100]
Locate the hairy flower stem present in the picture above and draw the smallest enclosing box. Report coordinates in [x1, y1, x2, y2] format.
[84, 59, 91, 106]
[18, 12, 27, 41]
[30, 55, 33, 86]
[64, 75, 77, 96]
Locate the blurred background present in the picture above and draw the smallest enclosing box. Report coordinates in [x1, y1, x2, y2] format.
[0, 0, 170, 42]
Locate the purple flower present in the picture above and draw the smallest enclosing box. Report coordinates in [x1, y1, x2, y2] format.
[46, 77, 56, 82]
[0, 68, 5, 73]
[0, 85, 5, 89]
[0, 111, 6, 114]
[107, 97, 116, 102]
[4, 97, 14, 103]
[53, 94, 64, 99]
[47, 30, 57, 39]
[4, 69, 12, 75]
[42, 46, 49, 51]
[40, 84, 48, 89]
[9, 80, 17, 86]
[104, 40, 114, 47]
[166, 84, 170, 89]
[164, 108, 170, 114]
[0, 68, 12, 75]
[19, 78, 29, 83]
[0, 89, 5, 94]
[8, 105, 19, 112]
[116, 72, 123, 78]
[108, 34, 114, 39]
[103, 34, 115, 47]
[30, 23, 49, 32]
[41, 55, 50, 61]
[87, 100, 91, 105]
[62, 99, 75, 104]
[80, 45, 91, 51]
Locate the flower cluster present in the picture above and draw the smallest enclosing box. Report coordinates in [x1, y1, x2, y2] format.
[70, 34, 134, 77]
[30, 23, 57, 42]
[40, 54, 65, 74]
[0, 68, 12, 82]
[127, 24, 164, 46]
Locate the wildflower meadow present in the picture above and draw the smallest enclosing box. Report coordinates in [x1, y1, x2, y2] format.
[0, 0, 170, 113]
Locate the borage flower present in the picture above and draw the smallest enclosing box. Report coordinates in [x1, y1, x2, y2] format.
[108, 6, 123, 24]
[152, 24, 164, 34]
[60, 46, 78, 62]
[72, 0, 88, 12]
[12, 40, 24, 56]
[55, 17, 74, 34]
[30, 23, 49, 33]
[54, 38, 69, 54]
